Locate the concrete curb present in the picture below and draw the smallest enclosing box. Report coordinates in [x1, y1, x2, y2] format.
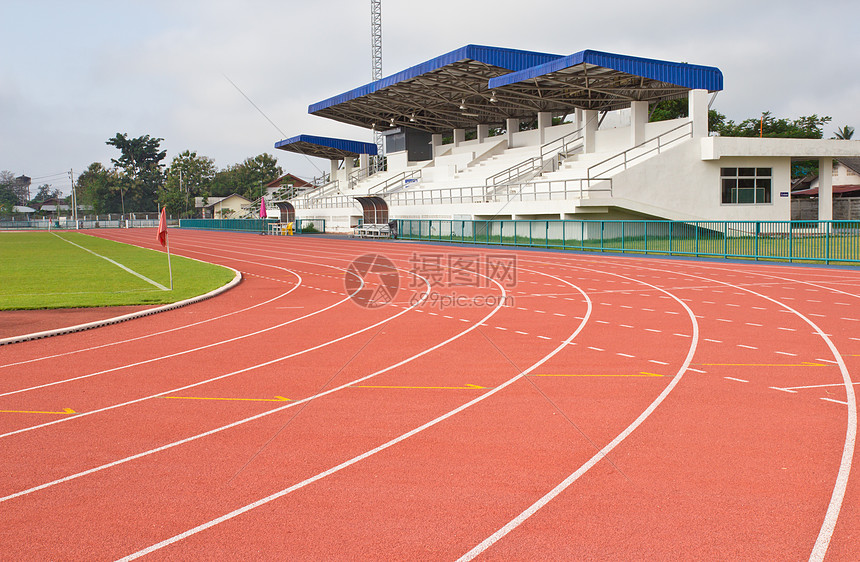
[0, 268, 243, 346]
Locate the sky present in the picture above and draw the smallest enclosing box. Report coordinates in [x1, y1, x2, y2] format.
[2, 0, 859, 196]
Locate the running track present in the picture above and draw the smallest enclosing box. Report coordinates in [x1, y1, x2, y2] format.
[1, 229, 858, 560]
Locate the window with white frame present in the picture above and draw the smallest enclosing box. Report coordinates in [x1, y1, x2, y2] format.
[721, 167, 772, 204]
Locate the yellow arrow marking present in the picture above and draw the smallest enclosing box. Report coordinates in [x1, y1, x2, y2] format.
[0, 408, 76, 415]
[531, 372, 664, 378]
[351, 383, 486, 390]
[165, 396, 292, 402]
[694, 362, 828, 367]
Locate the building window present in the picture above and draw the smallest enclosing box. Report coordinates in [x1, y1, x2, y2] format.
[721, 167, 772, 204]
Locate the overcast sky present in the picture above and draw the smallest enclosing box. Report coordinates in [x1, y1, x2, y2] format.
[2, 0, 858, 195]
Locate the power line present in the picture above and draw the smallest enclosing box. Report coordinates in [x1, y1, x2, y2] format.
[222, 73, 323, 175]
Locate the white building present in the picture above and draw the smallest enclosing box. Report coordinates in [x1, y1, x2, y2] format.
[274, 45, 860, 231]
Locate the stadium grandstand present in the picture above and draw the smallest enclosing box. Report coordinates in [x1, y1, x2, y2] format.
[274, 45, 860, 232]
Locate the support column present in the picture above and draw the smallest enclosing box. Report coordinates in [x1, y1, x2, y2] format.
[330, 159, 339, 180]
[453, 128, 465, 147]
[431, 133, 443, 158]
[343, 155, 354, 177]
[476, 124, 489, 143]
[538, 111, 552, 144]
[583, 110, 598, 153]
[818, 157, 833, 222]
[630, 101, 648, 146]
[506, 118, 519, 148]
[359, 153, 369, 172]
[689, 89, 709, 138]
[574, 108, 583, 131]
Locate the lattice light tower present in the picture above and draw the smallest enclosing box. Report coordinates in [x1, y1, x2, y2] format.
[371, 0, 383, 167]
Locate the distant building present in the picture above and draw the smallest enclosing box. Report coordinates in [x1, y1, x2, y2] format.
[199, 194, 251, 219]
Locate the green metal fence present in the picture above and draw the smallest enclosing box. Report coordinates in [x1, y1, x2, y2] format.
[179, 218, 325, 234]
[396, 219, 860, 265]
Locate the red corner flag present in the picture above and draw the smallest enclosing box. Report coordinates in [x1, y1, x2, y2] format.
[157, 207, 168, 247]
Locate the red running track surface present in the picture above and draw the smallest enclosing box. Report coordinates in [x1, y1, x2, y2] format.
[0, 228, 857, 560]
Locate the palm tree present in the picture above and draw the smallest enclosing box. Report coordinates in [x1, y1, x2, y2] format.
[833, 125, 855, 140]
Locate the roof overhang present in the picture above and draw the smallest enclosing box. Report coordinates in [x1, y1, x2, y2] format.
[487, 50, 723, 112]
[274, 134, 378, 160]
[308, 45, 563, 134]
[307, 45, 723, 133]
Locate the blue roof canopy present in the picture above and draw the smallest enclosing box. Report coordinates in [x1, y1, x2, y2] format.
[308, 45, 563, 133]
[306, 45, 724, 132]
[310, 45, 561, 115]
[275, 134, 378, 160]
[487, 50, 723, 111]
[490, 49, 722, 90]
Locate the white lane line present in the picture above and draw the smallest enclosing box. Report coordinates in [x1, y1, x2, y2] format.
[777, 382, 860, 391]
[746, 323, 763, 327]
[687, 368, 707, 373]
[673, 333, 691, 338]
[588, 347, 605, 352]
[0, 268, 428, 436]
[648, 360, 669, 365]
[816, 358, 839, 364]
[704, 338, 723, 343]
[514, 330, 529, 335]
[645, 328, 661, 333]
[821, 398, 849, 406]
[738, 344, 758, 350]
[457, 278, 699, 562]
[776, 351, 798, 357]
[778, 327, 796, 331]
[2, 274, 513, 505]
[117, 270, 595, 562]
[52, 232, 168, 291]
[537, 336, 551, 340]
[616, 353, 635, 358]
[770, 386, 798, 394]
[725, 377, 749, 383]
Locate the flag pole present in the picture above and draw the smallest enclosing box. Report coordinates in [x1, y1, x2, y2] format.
[166, 225, 173, 290]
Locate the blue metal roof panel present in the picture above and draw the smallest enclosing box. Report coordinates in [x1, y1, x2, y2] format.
[488, 50, 723, 91]
[308, 44, 562, 114]
[275, 134, 378, 156]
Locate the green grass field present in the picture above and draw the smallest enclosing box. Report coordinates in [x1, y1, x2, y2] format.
[0, 232, 235, 310]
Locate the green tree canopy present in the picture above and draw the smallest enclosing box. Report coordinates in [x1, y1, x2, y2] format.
[159, 150, 216, 217]
[0, 171, 18, 212]
[210, 153, 282, 199]
[76, 162, 122, 214]
[833, 125, 855, 140]
[106, 133, 167, 212]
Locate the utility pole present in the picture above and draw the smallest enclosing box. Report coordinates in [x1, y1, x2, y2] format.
[69, 169, 78, 228]
[371, 0, 383, 172]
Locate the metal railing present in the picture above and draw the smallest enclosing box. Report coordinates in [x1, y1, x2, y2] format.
[395, 218, 860, 265]
[587, 121, 693, 182]
[179, 218, 325, 234]
[486, 126, 585, 187]
[368, 169, 422, 194]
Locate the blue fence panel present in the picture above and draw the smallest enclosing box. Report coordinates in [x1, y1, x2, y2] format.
[394, 219, 860, 265]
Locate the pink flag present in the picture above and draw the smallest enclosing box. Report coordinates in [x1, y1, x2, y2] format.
[157, 207, 167, 247]
[259, 197, 267, 219]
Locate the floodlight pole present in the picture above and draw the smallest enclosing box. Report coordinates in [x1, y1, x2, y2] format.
[371, 0, 383, 172]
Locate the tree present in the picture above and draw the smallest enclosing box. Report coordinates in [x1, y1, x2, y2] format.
[106, 133, 167, 213]
[159, 150, 216, 217]
[30, 184, 62, 204]
[710, 111, 831, 139]
[833, 126, 855, 140]
[210, 153, 282, 200]
[76, 163, 122, 214]
[0, 171, 18, 212]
